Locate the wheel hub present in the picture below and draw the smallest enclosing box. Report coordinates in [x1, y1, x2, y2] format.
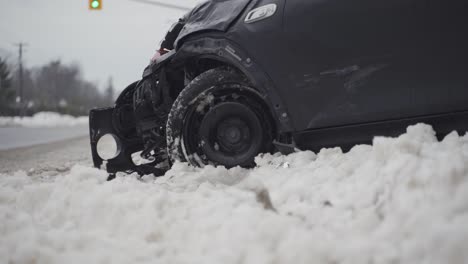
[197, 101, 263, 167]
[217, 118, 250, 149]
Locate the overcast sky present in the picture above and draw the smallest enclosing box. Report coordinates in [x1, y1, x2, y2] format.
[0, 0, 199, 92]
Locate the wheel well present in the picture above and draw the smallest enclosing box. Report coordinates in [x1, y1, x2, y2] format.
[184, 58, 230, 81]
[165, 58, 229, 101]
[169, 57, 278, 141]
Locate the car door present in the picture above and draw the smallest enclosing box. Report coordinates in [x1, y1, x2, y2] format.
[408, 0, 468, 116]
[278, 0, 422, 131]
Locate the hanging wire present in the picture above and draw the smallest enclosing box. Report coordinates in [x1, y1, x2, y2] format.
[129, 0, 192, 12]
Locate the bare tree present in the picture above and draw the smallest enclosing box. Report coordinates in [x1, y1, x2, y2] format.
[6, 59, 110, 116]
[104, 76, 115, 106]
[0, 57, 15, 115]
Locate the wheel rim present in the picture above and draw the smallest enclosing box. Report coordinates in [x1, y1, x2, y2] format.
[181, 87, 266, 168]
[199, 102, 263, 167]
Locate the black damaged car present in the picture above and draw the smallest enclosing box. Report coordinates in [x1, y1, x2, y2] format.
[90, 0, 468, 177]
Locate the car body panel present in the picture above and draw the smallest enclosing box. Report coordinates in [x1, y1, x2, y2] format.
[175, 0, 252, 48]
[233, 0, 467, 132]
[173, 0, 468, 132]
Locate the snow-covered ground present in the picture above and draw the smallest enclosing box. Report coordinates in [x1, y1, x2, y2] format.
[1, 124, 467, 264]
[0, 112, 88, 128]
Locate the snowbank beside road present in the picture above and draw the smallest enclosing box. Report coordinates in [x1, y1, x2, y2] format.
[0, 112, 88, 128]
[1, 124, 467, 264]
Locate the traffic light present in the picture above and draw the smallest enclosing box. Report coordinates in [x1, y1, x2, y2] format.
[89, 0, 102, 10]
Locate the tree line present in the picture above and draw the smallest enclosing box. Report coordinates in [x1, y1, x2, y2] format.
[0, 56, 115, 116]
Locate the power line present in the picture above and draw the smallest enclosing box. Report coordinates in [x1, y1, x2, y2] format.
[129, 0, 192, 11]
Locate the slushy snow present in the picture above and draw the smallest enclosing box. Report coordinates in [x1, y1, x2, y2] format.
[1, 124, 467, 264]
[0, 112, 88, 128]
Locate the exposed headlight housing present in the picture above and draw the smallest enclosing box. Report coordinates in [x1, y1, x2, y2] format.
[96, 134, 121, 160]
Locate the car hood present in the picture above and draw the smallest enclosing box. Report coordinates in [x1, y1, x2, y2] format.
[175, 0, 252, 48]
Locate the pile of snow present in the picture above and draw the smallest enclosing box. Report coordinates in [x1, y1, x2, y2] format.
[1, 124, 467, 264]
[0, 112, 88, 128]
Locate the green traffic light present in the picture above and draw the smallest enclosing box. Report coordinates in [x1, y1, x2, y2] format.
[91, 0, 100, 9]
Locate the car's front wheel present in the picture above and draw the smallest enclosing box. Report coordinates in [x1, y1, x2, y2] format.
[166, 67, 274, 168]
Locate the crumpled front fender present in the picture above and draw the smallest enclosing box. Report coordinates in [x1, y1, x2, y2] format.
[142, 50, 176, 79]
[175, 0, 252, 48]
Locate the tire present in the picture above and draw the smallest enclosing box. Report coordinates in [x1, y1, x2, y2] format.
[166, 67, 274, 168]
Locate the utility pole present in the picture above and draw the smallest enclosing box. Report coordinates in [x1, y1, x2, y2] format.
[14, 42, 27, 117]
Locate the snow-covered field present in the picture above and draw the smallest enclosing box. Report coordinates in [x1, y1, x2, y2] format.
[0, 112, 88, 128]
[1, 124, 467, 264]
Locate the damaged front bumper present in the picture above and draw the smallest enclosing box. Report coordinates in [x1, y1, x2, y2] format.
[89, 107, 166, 177]
[89, 51, 176, 177]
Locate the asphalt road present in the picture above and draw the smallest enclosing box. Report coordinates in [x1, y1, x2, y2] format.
[0, 136, 92, 176]
[0, 126, 89, 150]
